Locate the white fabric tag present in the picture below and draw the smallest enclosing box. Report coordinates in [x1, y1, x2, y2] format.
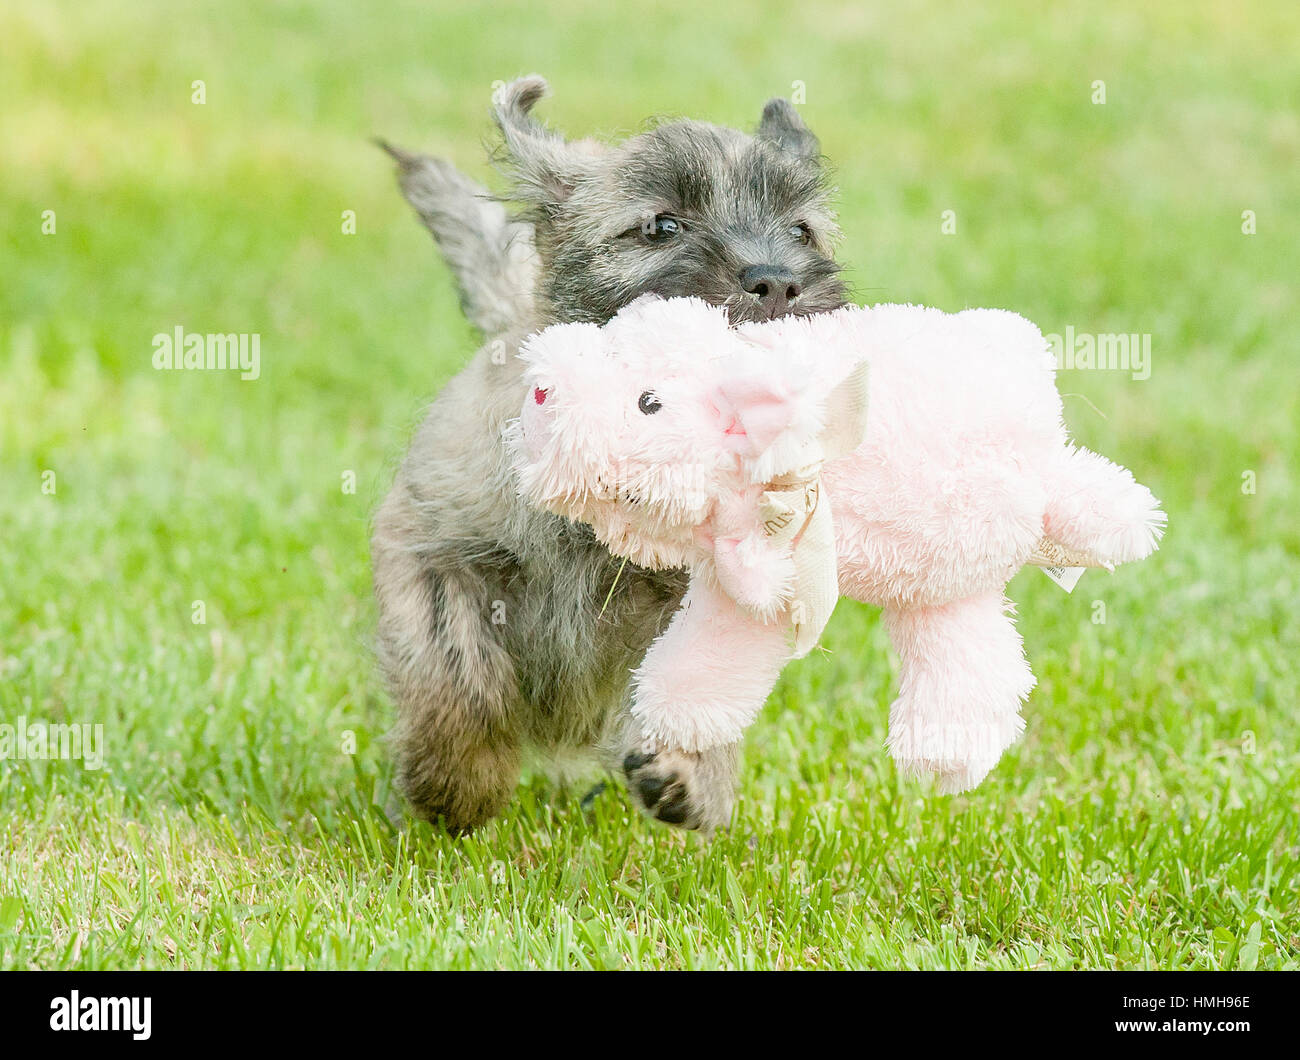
[1040, 565, 1086, 593]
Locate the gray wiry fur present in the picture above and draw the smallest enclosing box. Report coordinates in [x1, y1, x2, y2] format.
[374, 76, 846, 834]
[376, 139, 537, 336]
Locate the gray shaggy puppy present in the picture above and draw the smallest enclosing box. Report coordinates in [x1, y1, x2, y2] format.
[374, 76, 847, 833]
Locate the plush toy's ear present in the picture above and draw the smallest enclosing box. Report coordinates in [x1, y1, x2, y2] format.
[820, 360, 870, 461]
[517, 320, 607, 379]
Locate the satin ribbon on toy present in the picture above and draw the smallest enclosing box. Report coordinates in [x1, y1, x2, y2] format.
[757, 359, 871, 657]
[759, 468, 838, 657]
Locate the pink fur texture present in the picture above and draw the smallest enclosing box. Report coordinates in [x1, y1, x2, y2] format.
[510, 296, 1166, 792]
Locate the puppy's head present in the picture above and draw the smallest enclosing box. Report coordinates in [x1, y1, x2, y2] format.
[494, 76, 845, 325]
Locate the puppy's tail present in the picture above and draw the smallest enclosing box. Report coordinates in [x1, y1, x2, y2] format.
[375, 139, 537, 338]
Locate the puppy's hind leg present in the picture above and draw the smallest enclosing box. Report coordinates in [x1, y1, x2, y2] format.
[373, 507, 521, 834]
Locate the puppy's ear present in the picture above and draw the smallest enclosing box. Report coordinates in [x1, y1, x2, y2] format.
[756, 99, 820, 162]
[493, 75, 598, 211]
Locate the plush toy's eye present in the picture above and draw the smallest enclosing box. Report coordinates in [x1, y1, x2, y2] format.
[790, 222, 812, 246]
[637, 390, 662, 415]
[533, 387, 549, 405]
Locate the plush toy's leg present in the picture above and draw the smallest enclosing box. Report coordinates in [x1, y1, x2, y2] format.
[631, 577, 793, 755]
[1043, 446, 1166, 566]
[882, 592, 1034, 794]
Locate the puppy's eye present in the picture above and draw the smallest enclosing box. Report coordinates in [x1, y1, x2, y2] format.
[622, 215, 684, 242]
[790, 222, 812, 246]
[637, 391, 663, 415]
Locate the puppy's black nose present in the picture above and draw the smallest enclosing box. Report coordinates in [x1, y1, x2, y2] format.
[739, 265, 801, 318]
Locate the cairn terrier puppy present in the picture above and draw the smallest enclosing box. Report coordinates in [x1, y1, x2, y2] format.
[373, 76, 847, 833]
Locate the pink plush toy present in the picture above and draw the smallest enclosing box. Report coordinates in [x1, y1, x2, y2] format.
[510, 296, 1165, 792]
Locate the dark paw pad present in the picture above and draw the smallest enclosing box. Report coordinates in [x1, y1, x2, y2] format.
[634, 771, 671, 805]
[579, 780, 608, 811]
[623, 753, 698, 829]
[622, 751, 654, 773]
[654, 788, 691, 825]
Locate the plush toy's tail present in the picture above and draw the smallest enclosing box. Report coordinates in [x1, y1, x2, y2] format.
[1035, 446, 1166, 569]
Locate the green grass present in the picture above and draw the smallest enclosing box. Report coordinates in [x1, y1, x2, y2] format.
[2, 0, 1298, 969]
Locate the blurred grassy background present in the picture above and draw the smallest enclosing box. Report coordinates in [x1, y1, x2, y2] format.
[1, 0, 1297, 968]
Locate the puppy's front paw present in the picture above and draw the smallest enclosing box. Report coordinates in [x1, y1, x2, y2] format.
[621, 747, 736, 833]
